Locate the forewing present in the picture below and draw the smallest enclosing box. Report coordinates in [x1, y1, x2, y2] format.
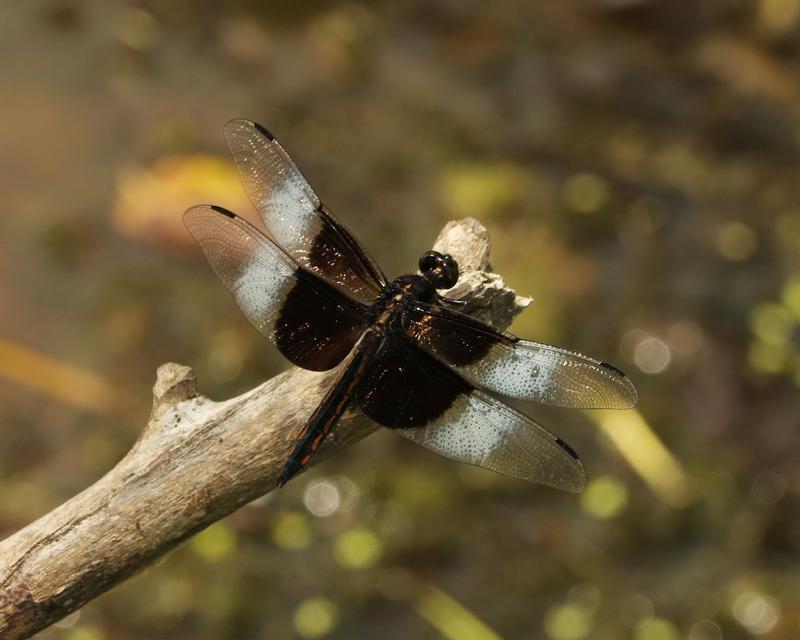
[356, 336, 586, 491]
[406, 303, 638, 409]
[184, 205, 367, 371]
[224, 119, 387, 303]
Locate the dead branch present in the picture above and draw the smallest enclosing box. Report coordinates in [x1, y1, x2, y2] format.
[0, 218, 528, 640]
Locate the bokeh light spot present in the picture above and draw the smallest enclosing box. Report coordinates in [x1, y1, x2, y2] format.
[293, 597, 339, 639]
[633, 336, 671, 374]
[334, 527, 382, 568]
[747, 341, 787, 374]
[749, 303, 794, 346]
[689, 619, 722, 640]
[191, 522, 236, 562]
[544, 604, 592, 640]
[732, 591, 781, 634]
[635, 617, 678, 640]
[781, 274, 800, 319]
[304, 479, 342, 517]
[580, 475, 628, 519]
[561, 173, 610, 214]
[117, 8, 158, 51]
[272, 512, 312, 550]
[715, 222, 757, 261]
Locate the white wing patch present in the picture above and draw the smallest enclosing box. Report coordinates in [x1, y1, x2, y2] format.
[398, 390, 586, 492]
[434, 340, 637, 409]
[457, 347, 555, 401]
[183, 205, 298, 341]
[233, 255, 294, 335]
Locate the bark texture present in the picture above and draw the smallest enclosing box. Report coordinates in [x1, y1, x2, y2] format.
[0, 218, 528, 639]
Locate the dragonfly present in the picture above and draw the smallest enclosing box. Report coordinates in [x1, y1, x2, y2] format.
[184, 119, 638, 491]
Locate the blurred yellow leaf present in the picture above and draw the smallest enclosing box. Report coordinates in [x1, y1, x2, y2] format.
[0, 337, 116, 415]
[415, 585, 501, 640]
[587, 409, 692, 507]
[758, 0, 800, 37]
[111, 154, 250, 249]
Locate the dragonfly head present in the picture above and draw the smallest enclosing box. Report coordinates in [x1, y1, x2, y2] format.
[419, 251, 459, 290]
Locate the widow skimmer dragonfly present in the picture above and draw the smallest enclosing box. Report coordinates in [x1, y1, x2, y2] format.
[184, 120, 638, 492]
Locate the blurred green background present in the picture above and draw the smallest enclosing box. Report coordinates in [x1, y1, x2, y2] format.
[1, 1, 799, 639]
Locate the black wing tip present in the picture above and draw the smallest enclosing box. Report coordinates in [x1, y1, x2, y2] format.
[554, 438, 586, 493]
[224, 118, 275, 141]
[210, 205, 237, 219]
[598, 361, 640, 409]
[600, 361, 627, 378]
[252, 121, 275, 141]
[555, 437, 580, 460]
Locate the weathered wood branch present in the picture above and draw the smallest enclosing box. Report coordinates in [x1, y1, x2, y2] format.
[0, 218, 530, 640]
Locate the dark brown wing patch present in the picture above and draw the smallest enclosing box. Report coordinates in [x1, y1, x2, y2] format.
[275, 271, 367, 371]
[405, 303, 515, 366]
[356, 335, 472, 428]
[303, 205, 389, 301]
